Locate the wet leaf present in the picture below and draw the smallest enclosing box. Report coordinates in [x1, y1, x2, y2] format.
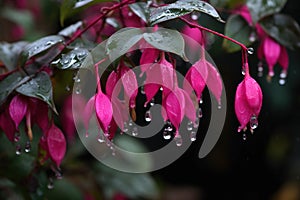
[223, 14, 252, 52]
[143, 28, 187, 61]
[129, 2, 150, 23]
[16, 72, 57, 113]
[52, 48, 89, 69]
[259, 14, 300, 50]
[0, 42, 28, 71]
[19, 35, 64, 66]
[0, 71, 23, 106]
[247, 0, 287, 23]
[106, 28, 143, 61]
[150, 0, 224, 25]
[58, 21, 83, 37]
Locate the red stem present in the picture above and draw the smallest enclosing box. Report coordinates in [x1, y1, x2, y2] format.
[94, 58, 107, 93]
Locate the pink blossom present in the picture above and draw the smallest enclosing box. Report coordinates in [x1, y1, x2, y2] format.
[235, 74, 263, 132]
[95, 91, 113, 134]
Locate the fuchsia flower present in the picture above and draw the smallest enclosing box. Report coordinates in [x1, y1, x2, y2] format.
[235, 71, 263, 132]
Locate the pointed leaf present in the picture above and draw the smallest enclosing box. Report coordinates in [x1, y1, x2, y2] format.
[53, 48, 89, 70]
[0, 42, 28, 71]
[47, 125, 66, 167]
[129, 2, 150, 23]
[143, 28, 187, 61]
[95, 92, 113, 133]
[16, 72, 57, 113]
[9, 95, 28, 130]
[0, 71, 23, 106]
[150, 0, 224, 25]
[106, 28, 143, 61]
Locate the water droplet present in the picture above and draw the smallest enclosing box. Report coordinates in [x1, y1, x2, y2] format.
[247, 47, 254, 55]
[174, 134, 182, 147]
[249, 32, 256, 42]
[46, 40, 54, 46]
[165, 9, 171, 14]
[97, 134, 105, 143]
[218, 104, 222, 109]
[75, 86, 81, 94]
[47, 178, 54, 189]
[187, 121, 193, 131]
[55, 169, 63, 179]
[15, 144, 21, 155]
[199, 97, 203, 104]
[145, 110, 152, 122]
[250, 115, 258, 129]
[123, 122, 129, 133]
[197, 108, 203, 118]
[280, 71, 287, 79]
[190, 131, 197, 141]
[242, 133, 247, 141]
[191, 14, 198, 20]
[279, 79, 286, 85]
[160, 87, 164, 91]
[132, 127, 138, 136]
[128, 119, 133, 127]
[163, 130, 172, 140]
[193, 118, 199, 128]
[165, 121, 173, 132]
[241, 68, 246, 75]
[140, 86, 145, 94]
[24, 141, 31, 153]
[150, 98, 155, 106]
[65, 85, 70, 91]
[128, 11, 133, 16]
[14, 133, 20, 142]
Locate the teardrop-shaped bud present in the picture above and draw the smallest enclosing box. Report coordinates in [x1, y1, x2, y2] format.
[106, 70, 121, 98]
[206, 61, 222, 105]
[182, 25, 205, 47]
[120, 62, 138, 108]
[47, 124, 66, 167]
[9, 95, 28, 130]
[263, 36, 280, 76]
[95, 92, 113, 133]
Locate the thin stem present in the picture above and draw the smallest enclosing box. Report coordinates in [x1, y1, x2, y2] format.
[94, 58, 107, 93]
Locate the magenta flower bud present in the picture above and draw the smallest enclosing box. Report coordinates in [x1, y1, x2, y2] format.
[206, 61, 223, 105]
[183, 59, 208, 101]
[9, 95, 28, 130]
[182, 25, 205, 46]
[263, 36, 281, 77]
[235, 74, 263, 132]
[0, 108, 16, 142]
[95, 91, 113, 133]
[47, 124, 66, 167]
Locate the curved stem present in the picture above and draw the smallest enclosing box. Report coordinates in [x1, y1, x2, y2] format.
[94, 58, 107, 93]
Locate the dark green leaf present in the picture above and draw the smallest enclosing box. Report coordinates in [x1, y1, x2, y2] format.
[20, 35, 64, 66]
[143, 28, 188, 61]
[210, 0, 246, 8]
[223, 14, 253, 52]
[0, 72, 23, 106]
[52, 48, 89, 69]
[129, 2, 150, 23]
[0, 42, 28, 71]
[247, 0, 287, 23]
[150, 0, 224, 25]
[106, 28, 143, 61]
[16, 72, 57, 113]
[58, 21, 83, 37]
[259, 14, 300, 49]
[44, 179, 83, 200]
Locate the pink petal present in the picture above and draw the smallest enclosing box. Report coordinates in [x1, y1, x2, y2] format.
[234, 5, 252, 26]
[159, 57, 175, 91]
[95, 92, 113, 133]
[181, 89, 196, 123]
[120, 63, 138, 108]
[234, 81, 252, 131]
[9, 95, 28, 130]
[83, 96, 95, 134]
[244, 75, 263, 114]
[30, 99, 50, 133]
[144, 63, 162, 105]
[47, 124, 66, 167]
[111, 98, 126, 131]
[278, 46, 289, 71]
[164, 88, 185, 130]
[140, 48, 159, 75]
[106, 70, 121, 98]
[206, 61, 222, 105]
[182, 25, 205, 46]
[263, 36, 281, 76]
[0, 109, 16, 141]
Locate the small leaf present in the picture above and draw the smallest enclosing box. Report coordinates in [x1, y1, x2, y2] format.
[259, 14, 300, 50]
[106, 28, 143, 61]
[150, 0, 224, 25]
[223, 14, 252, 52]
[0, 71, 23, 106]
[16, 72, 57, 113]
[20, 35, 64, 66]
[47, 124, 66, 167]
[0, 42, 28, 71]
[58, 21, 83, 37]
[129, 2, 150, 23]
[143, 28, 187, 61]
[247, 0, 287, 23]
